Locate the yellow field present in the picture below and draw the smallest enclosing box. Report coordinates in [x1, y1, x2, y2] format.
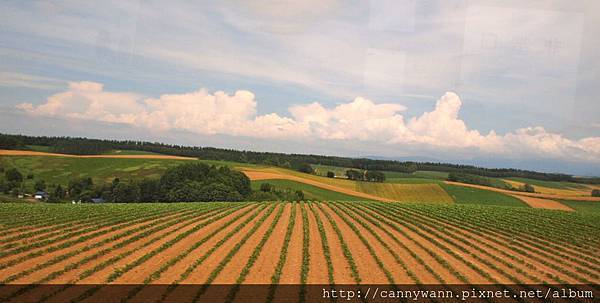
[502, 179, 593, 196]
[356, 182, 454, 203]
[242, 166, 454, 203]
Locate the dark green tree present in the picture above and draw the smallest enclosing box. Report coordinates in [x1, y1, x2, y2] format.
[112, 182, 140, 203]
[34, 180, 46, 191]
[326, 171, 335, 178]
[522, 183, 535, 193]
[346, 169, 363, 181]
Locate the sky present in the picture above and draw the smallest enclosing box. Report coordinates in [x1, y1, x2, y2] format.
[1, 0, 599, 175]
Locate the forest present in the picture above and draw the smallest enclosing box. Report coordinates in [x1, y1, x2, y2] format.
[1, 133, 597, 184]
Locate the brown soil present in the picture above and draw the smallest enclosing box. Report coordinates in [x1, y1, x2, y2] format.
[243, 170, 394, 202]
[0, 149, 196, 160]
[242, 203, 291, 283]
[129, 206, 263, 303]
[343, 204, 439, 283]
[210, 204, 282, 284]
[8, 211, 196, 284]
[194, 205, 282, 303]
[32, 214, 212, 303]
[277, 203, 304, 284]
[306, 204, 329, 284]
[230, 204, 293, 303]
[509, 195, 574, 211]
[319, 204, 388, 284]
[356, 205, 473, 284]
[445, 181, 600, 202]
[310, 205, 354, 284]
[332, 204, 418, 284]
[0, 216, 162, 279]
[151, 205, 261, 284]
[111, 207, 254, 284]
[76, 211, 225, 284]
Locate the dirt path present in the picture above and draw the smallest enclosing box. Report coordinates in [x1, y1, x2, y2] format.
[0, 149, 196, 160]
[445, 181, 600, 202]
[243, 170, 394, 202]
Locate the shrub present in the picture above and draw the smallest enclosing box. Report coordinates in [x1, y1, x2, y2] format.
[346, 169, 363, 181]
[365, 170, 386, 182]
[326, 171, 335, 178]
[522, 183, 535, 193]
[592, 189, 600, 197]
[295, 163, 314, 174]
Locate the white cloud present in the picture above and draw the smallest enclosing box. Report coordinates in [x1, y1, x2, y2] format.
[16, 82, 600, 163]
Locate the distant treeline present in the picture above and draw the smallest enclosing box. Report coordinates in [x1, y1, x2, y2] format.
[1, 133, 597, 184]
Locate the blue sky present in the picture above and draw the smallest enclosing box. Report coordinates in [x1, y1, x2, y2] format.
[1, 1, 599, 175]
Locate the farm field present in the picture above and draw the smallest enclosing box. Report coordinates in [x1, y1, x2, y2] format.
[250, 179, 368, 201]
[0, 155, 189, 186]
[0, 201, 599, 302]
[440, 183, 528, 207]
[503, 178, 596, 196]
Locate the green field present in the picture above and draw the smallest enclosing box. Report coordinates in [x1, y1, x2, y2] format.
[558, 200, 600, 213]
[505, 177, 589, 190]
[440, 183, 528, 207]
[0, 156, 189, 186]
[251, 179, 368, 201]
[356, 182, 454, 203]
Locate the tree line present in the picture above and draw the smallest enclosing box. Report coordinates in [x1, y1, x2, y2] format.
[1, 133, 597, 184]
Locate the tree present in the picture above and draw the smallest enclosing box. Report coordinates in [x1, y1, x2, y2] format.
[522, 183, 535, 193]
[5, 168, 23, 183]
[68, 177, 94, 201]
[326, 171, 335, 178]
[112, 182, 140, 203]
[137, 179, 163, 202]
[54, 185, 66, 199]
[365, 171, 386, 182]
[346, 169, 363, 181]
[295, 190, 305, 200]
[295, 163, 314, 174]
[34, 180, 46, 191]
[592, 189, 600, 197]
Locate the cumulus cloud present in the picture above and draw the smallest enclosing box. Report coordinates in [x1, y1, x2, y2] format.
[16, 81, 600, 162]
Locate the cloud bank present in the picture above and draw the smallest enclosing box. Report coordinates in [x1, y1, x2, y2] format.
[17, 81, 600, 163]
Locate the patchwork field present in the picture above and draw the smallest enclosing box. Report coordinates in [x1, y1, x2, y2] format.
[0, 201, 598, 302]
[250, 179, 367, 201]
